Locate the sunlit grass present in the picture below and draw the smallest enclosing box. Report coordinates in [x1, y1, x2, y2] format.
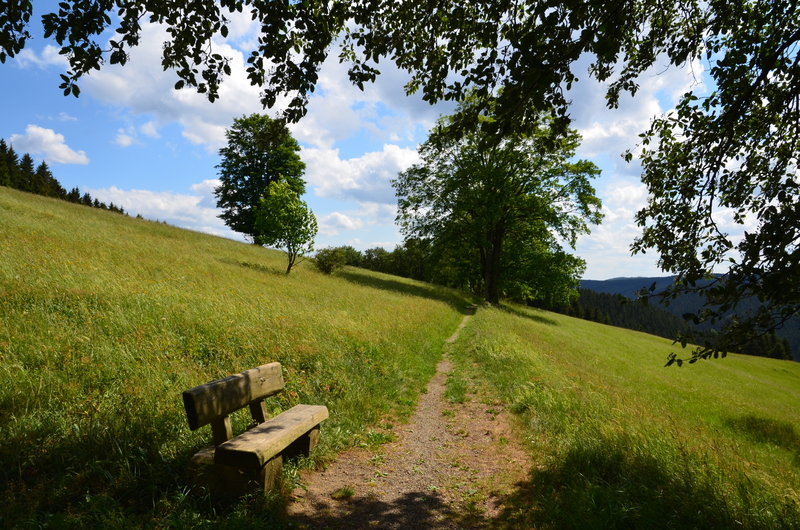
[0, 188, 469, 528]
[449, 304, 800, 529]
[4, 186, 799, 528]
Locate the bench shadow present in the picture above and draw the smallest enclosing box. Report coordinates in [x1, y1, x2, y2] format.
[337, 269, 475, 314]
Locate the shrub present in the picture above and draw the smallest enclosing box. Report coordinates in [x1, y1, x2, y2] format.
[314, 247, 347, 274]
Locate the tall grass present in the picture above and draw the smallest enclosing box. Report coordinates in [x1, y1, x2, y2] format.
[0, 188, 469, 528]
[449, 304, 800, 529]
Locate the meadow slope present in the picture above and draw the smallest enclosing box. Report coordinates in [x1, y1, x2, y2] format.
[0, 188, 469, 528]
[2, 186, 799, 529]
[448, 305, 800, 528]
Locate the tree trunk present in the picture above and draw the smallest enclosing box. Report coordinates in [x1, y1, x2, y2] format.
[482, 228, 503, 304]
[286, 251, 296, 274]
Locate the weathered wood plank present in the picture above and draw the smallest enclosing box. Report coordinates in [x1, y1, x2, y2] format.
[214, 404, 329, 469]
[183, 362, 285, 430]
[188, 446, 283, 496]
[249, 400, 268, 424]
[211, 416, 233, 446]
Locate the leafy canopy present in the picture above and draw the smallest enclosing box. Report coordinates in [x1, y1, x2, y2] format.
[0, 0, 716, 129]
[254, 180, 317, 274]
[394, 94, 602, 305]
[214, 114, 305, 242]
[629, 1, 800, 364]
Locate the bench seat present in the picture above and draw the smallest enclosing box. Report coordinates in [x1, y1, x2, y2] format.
[215, 404, 329, 468]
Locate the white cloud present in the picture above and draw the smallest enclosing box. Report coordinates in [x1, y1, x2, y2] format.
[190, 179, 222, 208]
[291, 50, 454, 150]
[9, 125, 90, 164]
[605, 184, 648, 209]
[318, 212, 365, 236]
[140, 121, 161, 139]
[570, 55, 706, 163]
[114, 128, 139, 147]
[87, 183, 237, 239]
[352, 202, 398, 226]
[20, 19, 450, 154]
[303, 144, 420, 204]
[14, 45, 67, 69]
[79, 23, 268, 152]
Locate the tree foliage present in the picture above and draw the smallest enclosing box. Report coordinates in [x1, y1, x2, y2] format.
[0, 0, 722, 129]
[629, 1, 800, 364]
[254, 180, 317, 274]
[214, 114, 306, 242]
[394, 95, 602, 305]
[313, 247, 348, 275]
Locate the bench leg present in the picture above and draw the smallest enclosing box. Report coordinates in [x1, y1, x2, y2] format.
[188, 446, 283, 496]
[283, 424, 321, 460]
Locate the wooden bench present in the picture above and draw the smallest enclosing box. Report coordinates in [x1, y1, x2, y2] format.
[182, 362, 328, 496]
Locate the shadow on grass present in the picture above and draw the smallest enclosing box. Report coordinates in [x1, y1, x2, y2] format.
[337, 269, 474, 313]
[724, 414, 800, 464]
[237, 260, 286, 275]
[286, 432, 787, 529]
[0, 416, 297, 528]
[0, 418, 193, 527]
[489, 438, 772, 529]
[498, 302, 558, 326]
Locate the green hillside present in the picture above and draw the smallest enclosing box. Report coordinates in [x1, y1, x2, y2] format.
[450, 305, 800, 528]
[2, 186, 799, 528]
[0, 188, 468, 528]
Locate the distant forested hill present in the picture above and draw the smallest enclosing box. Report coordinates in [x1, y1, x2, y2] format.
[542, 288, 693, 342]
[580, 277, 799, 362]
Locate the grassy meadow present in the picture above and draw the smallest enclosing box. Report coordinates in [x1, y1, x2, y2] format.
[2, 186, 799, 528]
[0, 188, 469, 528]
[449, 306, 800, 528]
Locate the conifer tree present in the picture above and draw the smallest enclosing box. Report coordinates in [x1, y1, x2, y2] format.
[17, 153, 36, 192]
[0, 140, 10, 187]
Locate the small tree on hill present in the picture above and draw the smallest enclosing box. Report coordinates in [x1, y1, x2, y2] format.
[214, 114, 306, 243]
[254, 181, 317, 274]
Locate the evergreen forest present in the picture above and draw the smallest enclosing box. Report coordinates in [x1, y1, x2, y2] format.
[0, 139, 129, 215]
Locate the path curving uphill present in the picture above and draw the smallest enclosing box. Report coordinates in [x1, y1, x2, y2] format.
[287, 313, 531, 529]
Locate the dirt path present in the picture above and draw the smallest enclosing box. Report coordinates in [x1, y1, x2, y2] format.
[287, 314, 531, 529]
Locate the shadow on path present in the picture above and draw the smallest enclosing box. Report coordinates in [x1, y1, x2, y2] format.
[289, 489, 494, 530]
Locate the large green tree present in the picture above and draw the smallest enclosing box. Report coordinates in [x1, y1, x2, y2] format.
[214, 114, 306, 243]
[254, 180, 317, 274]
[394, 97, 602, 305]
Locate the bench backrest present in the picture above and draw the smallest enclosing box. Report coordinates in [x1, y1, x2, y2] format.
[182, 362, 285, 440]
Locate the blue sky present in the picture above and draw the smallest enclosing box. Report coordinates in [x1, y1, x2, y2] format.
[1, 6, 727, 280]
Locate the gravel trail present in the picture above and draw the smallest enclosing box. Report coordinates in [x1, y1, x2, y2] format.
[287, 314, 531, 529]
